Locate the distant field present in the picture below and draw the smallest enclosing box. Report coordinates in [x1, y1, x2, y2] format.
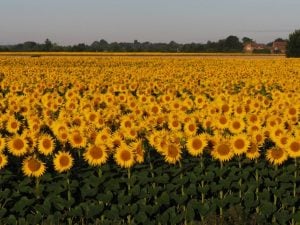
[0, 51, 285, 58]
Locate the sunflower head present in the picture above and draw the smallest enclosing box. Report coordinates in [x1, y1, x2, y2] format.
[266, 147, 288, 166]
[0, 153, 8, 169]
[83, 144, 108, 166]
[22, 156, 46, 177]
[53, 151, 74, 173]
[38, 134, 55, 156]
[211, 139, 234, 162]
[114, 144, 135, 168]
[7, 135, 28, 157]
[186, 134, 207, 157]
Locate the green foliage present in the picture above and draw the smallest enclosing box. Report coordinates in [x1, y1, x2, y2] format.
[252, 49, 271, 54]
[0, 151, 299, 224]
[286, 29, 300, 58]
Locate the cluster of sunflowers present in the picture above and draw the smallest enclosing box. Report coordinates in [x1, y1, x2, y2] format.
[0, 56, 299, 178]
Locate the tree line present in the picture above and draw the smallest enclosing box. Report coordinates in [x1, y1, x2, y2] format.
[0, 36, 250, 53]
[2, 32, 299, 56]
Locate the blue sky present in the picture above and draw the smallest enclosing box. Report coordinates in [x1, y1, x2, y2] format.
[0, 0, 299, 45]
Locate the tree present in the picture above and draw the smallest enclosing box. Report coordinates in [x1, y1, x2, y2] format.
[222, 36, 243, 52]
[286, 30, 300, 58]
[274, 38, 285, 42]
[242, 37, 253, 44]
[44, 38, 53, 51]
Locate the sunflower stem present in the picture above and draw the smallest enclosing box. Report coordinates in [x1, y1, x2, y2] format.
[292, 158, 297, 225]
[148, 150, 157, 204]
[67, 174, 72, 225]
[127, 168, 132, 224]
[200, 156, 205, 221]
[179, 161, 187, 225]
[238, 156, 242, 200]
[35, 177, 40, 199]
[255, 159, 260, 214]
[272, 165, 278, 223]
[220, 161, 223, 219]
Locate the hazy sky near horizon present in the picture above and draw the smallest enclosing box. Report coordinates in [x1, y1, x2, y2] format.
[0, 0, 299, 45]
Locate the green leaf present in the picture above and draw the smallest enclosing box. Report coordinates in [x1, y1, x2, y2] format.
[155, 174, 170, 184]
[85, 203, 103, 218]
[186, 184, 197, 196]
[158, 210, 169, 224]
[0, 188, 10, 199]
[80, 183, 97, 199]
[118, 192, 131, 204]
[243, 192, 255, 209]
[131, 185, 141, 196]
[97, 191, 113, 203]
[260, 201, 276, 217]
[260, 189, 271, 201]
[294, 211, 300, 222]
[103, 205, 119, 220]
[199, 203, 210, 216]
[0, 208, 7, 218]
[274, 210, 291, 225]
[69, 206, 83, 217]
[6, 215, 17, 225]
[157, 191, 170, 206]
[186, 200, 198, 221]
[18, 218, 26, 225]
[12, 196, 35, 215]
[135, 211, 147, 223]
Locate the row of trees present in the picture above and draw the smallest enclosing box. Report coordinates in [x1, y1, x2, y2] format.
[1, 30, 299, 56]
[0, 36, 249, 53]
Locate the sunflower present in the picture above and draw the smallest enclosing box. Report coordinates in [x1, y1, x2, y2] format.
[0, 153, 8, 169]
[148, 130, 162, 148]
[37, 134, 55, 156]
[211, 140, 234, 162]
[120, 116, 133, 130]
[269, 125, 285, 142]
[95, 128, 112, 147]
[250, 130, 265, 146]
[231, 134, 250, 156]
[149, 103, 161, 116]
[83, 144, 108, 166]
[216, 115, 229, 130]
[7, 135, 28, 157]
[129, 140, 144, 163]
[246, 142, 260, 160]
[0, 136, 6, 152]
[22, 156, 46, 177]
[111, 132, 124, 149]
[286, 138, 300, 158]
[184, 121, 198, 137]
[168, 118, 181, 131]
[53, 151, 74, 173]
[6, 117, 20, 133]
[163, 143, 181, 164]
[186, 134, 207, 157]
[125, 128, 138, 140]
[114, 144, 135, 168]
[266, 147, 288, 165]
[69, 129, 87, 148]
[274, 134, 290, 149]
[85, 111, 98, 124]
[229, 118, 245, 134]
[57, 131, 69, 143]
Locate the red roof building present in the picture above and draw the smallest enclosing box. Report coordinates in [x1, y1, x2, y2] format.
[272, 41, 287, 53]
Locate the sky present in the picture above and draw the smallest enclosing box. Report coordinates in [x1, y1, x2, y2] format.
[0, 0, 299, 45]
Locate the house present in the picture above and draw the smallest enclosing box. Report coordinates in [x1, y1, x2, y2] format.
[272, 41, 287, 54]
[243, 42, 269, 53]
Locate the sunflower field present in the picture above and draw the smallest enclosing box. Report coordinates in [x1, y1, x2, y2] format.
[0, 55, 299, 225]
